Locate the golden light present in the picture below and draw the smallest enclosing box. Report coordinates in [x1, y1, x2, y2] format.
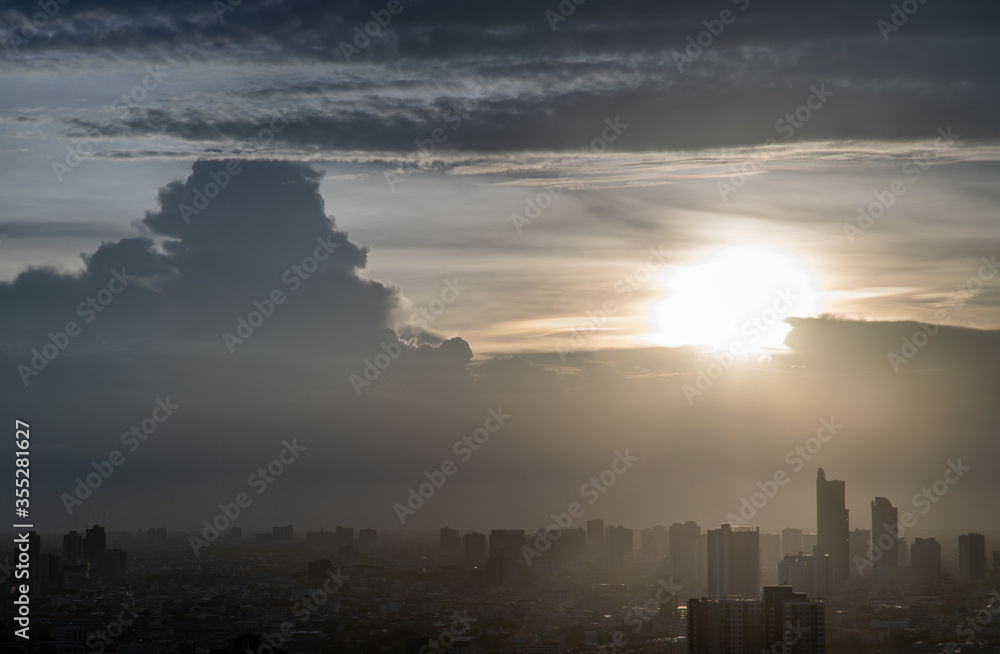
[647, 244, 822, 352]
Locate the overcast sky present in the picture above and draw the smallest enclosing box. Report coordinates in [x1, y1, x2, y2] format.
[2, 0, 999, 536]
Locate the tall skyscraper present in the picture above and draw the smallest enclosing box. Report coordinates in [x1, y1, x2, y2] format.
[910, 537, 941, 586]
[586, 519, 605, 560]
[83, 525, 106, 573]
[782, 528, 804, 558]
[708, 524, 760, 599]
[671, 521, 701, 582]
[606, 525, 634, 564]
[816, 469, 849, 586]
[489, 530, 526, 560]
[959, 533, 988, 583]
[463, 532, 487, 565]
[63, 530, 83, 564]
[440, 527, 462, 556]
[871, 497, 899, 589]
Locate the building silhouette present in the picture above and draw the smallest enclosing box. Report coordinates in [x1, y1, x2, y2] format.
[586, 519, 604, 560]
[84, 525, 106, 573]
[708, 524, 759, 599]
[440, 527, 462, 557]
[671, 521, 702, 582]
[63, 530, 83, 565]
[910, 537, 941, 586]
[489, 530, 526, 561]
[689, 587, 825, 654]
[777, 546, 832, 599]
[782, 528, 804, 559]
[959, 533, 987, 583]
[606, 525, 634, 564]
[848, 529, 871, 578]
[871, 497, 899, 589]
[464, 532, 487, 565]
[816, 469, 849, 586]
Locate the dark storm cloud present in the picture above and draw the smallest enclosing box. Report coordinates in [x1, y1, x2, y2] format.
[3, 0, 998, 60]
[11, 0, 1000, 150]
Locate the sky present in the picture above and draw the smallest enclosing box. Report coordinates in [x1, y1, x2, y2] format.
[2, 0, 999, 536]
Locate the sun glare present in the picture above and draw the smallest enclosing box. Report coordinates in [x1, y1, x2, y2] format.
[648, 245, 821, 352]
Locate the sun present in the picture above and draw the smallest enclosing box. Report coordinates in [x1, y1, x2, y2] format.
[647, 244, 821, 352]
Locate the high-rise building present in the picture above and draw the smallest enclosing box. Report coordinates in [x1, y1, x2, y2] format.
[848, 529, 871, 578]
[782, 528, 804, 558]
[802, 533, 818, 553]
[63, 530, 83, 564]
[959, 533, 988, 583]
[671, 521, 702, 582]
[871, 497, 899, 589]
[464, 532, 487, 565]
[489, 530, 526, 561]
[586, 519, 605, 560]
[688, 597, 764, 654]
[606, 525, 634, 564]
[777, 546, 832, 599]
[816, 469, 849, 586]
[760, 533, 782, 571]
[910, 537, 941, 586]
[103, 549, 127, 580]
[708, 524, 760, 599]
[84, 525, 106, 573]
[359, 528, 377, 549]
[640, 531, 658, 561]
[441, 527, 462, 556]
[335, 526, 353, 546]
